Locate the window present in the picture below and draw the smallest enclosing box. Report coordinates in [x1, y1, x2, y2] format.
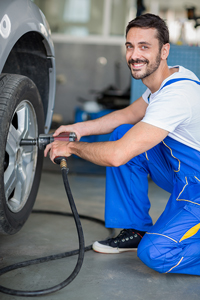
[33, 0, 135, 37]
[33, 0, 200, 45]
[110, 0, 135, 36]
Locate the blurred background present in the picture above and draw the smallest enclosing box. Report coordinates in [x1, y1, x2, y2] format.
[33, 0, 200, 128]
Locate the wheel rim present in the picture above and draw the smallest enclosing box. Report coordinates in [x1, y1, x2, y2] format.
[4, 100, 38, 213]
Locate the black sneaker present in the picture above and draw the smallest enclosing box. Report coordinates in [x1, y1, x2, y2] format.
[92, 229, 146, 254]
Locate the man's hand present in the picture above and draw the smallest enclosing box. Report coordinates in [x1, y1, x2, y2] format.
[53, 124, 82, 141]
[44, 140, 72, 163]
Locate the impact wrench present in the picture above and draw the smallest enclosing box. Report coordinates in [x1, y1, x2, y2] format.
[20, 131, 78, 149]
[0, 132, 115, 297]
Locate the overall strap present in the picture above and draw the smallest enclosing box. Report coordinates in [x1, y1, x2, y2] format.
[160, 78, 200, 91]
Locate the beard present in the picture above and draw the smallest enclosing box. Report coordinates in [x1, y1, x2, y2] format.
[128, 51, 161, 80]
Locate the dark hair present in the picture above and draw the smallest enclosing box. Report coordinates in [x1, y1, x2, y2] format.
[126, 13, 169, 49]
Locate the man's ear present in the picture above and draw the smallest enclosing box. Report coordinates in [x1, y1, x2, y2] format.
[161, 43, 170, 60]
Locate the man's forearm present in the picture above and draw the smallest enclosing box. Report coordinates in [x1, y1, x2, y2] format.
[77, 109, 128, 137]
[77, 101, 146, 137]
[45, 121, 168, 167]
[54, 97, 147, 140]
[67, 122, 169, 167]
[68, 140, 118, 166]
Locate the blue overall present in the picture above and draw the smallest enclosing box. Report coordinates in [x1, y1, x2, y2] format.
[105, 78, 200, 275]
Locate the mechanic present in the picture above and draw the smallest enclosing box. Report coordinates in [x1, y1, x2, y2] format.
[44, 13, 200, 275]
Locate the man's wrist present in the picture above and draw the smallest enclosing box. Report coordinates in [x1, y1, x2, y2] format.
[67, 141, 78, 157]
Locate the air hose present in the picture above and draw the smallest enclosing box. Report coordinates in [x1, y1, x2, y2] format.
[0, 158, 115, 297]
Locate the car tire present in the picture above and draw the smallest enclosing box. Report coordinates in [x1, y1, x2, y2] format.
[0, 74, 44, 235]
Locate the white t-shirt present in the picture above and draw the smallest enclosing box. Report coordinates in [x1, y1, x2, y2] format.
[141, 66, 200, 151]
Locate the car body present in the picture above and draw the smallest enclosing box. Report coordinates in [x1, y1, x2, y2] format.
[0, 0, 56, 234]
[0, 0, 55, 132]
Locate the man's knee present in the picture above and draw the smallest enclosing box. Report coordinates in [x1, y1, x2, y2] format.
[137, 234, 164, 273]
[137, 233, 182, 273]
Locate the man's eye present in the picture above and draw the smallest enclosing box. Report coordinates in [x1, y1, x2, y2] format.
[141, 46, 148, 49]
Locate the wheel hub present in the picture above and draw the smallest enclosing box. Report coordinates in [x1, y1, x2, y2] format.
[4, 100, 38, 213]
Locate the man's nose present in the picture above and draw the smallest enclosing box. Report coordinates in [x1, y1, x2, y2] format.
[127, 47, 141, 60]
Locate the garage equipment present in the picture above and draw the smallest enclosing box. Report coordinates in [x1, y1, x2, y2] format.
[0, 132, 114, 297]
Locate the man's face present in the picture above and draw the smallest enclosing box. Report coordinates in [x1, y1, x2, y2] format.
[125, 27, 162, 80]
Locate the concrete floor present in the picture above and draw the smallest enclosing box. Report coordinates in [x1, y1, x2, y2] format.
[0, 157, 200, 300]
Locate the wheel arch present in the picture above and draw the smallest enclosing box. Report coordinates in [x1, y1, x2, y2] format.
[0, 0, 56, 133]
[2, 31, 55, 133]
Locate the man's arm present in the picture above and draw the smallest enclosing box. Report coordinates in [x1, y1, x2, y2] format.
[45, 121, 169, 166]
[53, 96, 148, 140]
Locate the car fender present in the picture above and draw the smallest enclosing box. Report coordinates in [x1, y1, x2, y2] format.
[0, 0, 55, 133]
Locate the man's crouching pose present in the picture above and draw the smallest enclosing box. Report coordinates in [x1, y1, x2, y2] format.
[45, 13, 200, 275]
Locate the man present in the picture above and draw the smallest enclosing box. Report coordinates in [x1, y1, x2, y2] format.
[44, 14, 200, 275]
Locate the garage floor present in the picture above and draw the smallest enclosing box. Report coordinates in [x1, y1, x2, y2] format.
[0, 157, 200, 300]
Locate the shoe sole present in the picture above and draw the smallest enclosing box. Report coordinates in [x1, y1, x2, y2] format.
[92, 241, 137, 254]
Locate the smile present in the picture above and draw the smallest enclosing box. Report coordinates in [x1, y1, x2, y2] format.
[131, 62, 146, 69]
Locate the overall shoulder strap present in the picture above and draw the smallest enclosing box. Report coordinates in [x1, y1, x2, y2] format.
[160, 78, 200, 91]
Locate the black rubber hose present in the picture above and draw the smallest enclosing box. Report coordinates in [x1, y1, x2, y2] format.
[0, 167, 114, 297]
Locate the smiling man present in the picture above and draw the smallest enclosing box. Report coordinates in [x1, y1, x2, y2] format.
[45, 14, 200, 275]
[126, 28, 162, 80]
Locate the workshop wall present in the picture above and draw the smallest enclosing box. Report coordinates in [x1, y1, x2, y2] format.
[53, 42, 130, 124]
